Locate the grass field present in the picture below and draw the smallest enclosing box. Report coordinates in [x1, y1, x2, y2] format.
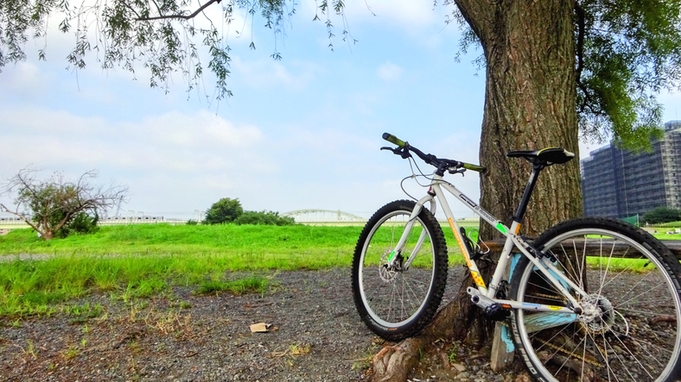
[1, 222, 678, 318]
[0, 223, 478, 317]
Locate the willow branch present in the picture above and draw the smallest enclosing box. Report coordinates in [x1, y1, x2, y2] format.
[136, 0, 222, 21]
[575, 2, 590, 114]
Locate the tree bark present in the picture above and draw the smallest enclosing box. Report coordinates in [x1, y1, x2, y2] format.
[371, 1, 583, 380]
[463, 0, 583, 239]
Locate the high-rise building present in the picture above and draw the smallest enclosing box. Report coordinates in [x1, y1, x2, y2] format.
[581, 121, 681, 219]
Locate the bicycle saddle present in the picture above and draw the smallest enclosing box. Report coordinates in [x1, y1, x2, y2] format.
[507, 147, 575, 165]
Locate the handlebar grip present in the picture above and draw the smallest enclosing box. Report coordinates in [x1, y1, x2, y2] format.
[463, 163, 487, 174]
[382, 133, 406, 147]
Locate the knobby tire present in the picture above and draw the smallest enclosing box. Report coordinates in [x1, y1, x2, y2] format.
[351, 200, 448, 341]
[510, 217, 681, 382]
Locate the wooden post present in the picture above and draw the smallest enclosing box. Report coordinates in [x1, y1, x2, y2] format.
[490, 321, 515, 371]
[490, 253, 519, 371]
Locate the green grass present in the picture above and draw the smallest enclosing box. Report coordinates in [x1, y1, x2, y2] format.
[0, 222, 675, 318]
[0, 223, 360, 256]
[0, 224, 362, 317]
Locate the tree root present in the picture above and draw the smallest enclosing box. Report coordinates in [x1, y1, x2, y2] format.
[369, 271, 499, 382]
[371, 338, 424, 382]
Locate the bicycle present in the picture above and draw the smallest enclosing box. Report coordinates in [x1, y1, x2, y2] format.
[351, 133, 681, 382]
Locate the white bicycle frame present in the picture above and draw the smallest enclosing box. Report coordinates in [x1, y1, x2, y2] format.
[391, 172, 585, 316]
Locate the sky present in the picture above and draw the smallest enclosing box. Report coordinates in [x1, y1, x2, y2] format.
[1, 1, 680, 221]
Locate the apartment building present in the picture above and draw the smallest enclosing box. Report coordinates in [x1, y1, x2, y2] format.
[581, 121, 681, 219]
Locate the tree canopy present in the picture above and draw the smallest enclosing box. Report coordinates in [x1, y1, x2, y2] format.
[203, 197, 295, 225]
[448, 0, 681, 149]
[5, 0, 681, 148]
[203, 197, 243, 224]
[575, 0, 681, 149]
[643, 206, 681, 225]
[3, 1, 681, 147]
[0, 0, 348, 99]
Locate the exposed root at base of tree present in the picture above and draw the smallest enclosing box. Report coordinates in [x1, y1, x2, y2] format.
[369, 272, 502, 382]
[371, 338, 423, 382]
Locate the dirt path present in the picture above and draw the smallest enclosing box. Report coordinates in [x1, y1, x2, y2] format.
[0, 268, 523, 382]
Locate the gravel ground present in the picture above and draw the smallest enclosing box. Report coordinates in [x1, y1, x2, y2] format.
[1, 265, 675, 382]
[0, 267, 530, 382]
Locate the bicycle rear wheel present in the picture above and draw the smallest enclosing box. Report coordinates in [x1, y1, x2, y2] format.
[351, 200, 448, 341]
[510, 217, 681, 382]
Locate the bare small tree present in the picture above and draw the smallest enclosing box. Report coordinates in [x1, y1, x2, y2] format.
[0, 168, 128, 240]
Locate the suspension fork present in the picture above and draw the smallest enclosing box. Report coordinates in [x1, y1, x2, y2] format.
[387, 193, 436, 270]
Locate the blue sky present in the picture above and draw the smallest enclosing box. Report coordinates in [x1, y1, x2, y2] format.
[1, 1, 680, 221]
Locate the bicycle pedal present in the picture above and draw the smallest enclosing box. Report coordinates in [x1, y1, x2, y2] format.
[483, 303, 511, 321]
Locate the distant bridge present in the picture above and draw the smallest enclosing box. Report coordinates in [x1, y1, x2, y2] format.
[282, 209, 367, 225]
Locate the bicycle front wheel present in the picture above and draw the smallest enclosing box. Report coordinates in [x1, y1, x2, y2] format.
[351, 200, 448, 341]
[510, 217, 681, 382]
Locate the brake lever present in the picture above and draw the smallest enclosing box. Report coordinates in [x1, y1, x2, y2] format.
[448, 167, 466, 175]
[380, 146, 411, 159]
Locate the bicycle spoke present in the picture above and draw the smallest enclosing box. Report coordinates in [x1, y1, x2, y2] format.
[352, 200, 448, 341]
[511, 221, 681, 381]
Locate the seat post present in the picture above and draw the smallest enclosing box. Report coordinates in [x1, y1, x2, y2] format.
[513, 162, 545, 223]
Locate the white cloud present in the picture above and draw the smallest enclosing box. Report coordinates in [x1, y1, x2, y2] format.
[377, 61, 403, 82]
[0, 107, 266, 175]
[231, 56, 322, 91]
[141, 111, 263, 149]
[0, 61, 51, 96]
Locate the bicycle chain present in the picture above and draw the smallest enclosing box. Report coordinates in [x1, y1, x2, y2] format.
[532, 292, 565, 302]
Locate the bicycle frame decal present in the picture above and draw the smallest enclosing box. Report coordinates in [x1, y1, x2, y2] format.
[435, 184, 488, 293]
[447, 218, 487, 288]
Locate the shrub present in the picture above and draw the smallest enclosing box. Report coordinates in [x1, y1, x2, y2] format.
[234, 211, 296, 226]
[55, 212, 99, 238]
[642, 207, 681, 225]
[203, 198, 243, 224]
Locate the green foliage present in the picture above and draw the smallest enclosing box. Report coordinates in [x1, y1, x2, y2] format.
[0, 169, 127, 240]
[55, 211, 100, 238]
[203, 197, 243, 224]
[0, 0, 348, 99]
[576, 0, 681, 150]
[450, 0, 681, 150]
[203, 197, 295, 226]
[234, 210, 296, 226]
[642, 206, 681, 225]
[185, 219, 199, 225]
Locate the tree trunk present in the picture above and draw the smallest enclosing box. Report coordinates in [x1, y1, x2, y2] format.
[469, 0, 583, 240]
[371, 1, 583, 380]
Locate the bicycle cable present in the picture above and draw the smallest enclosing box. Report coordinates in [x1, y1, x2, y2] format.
[399, 156, 437, 201]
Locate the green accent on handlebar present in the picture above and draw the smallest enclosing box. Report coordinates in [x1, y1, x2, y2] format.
[463, 163, 487, 173]
[382, 133, 406, 147]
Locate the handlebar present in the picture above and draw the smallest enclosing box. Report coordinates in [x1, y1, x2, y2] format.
[381, 132, 486, 174]
[382, 133, 406, 148]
